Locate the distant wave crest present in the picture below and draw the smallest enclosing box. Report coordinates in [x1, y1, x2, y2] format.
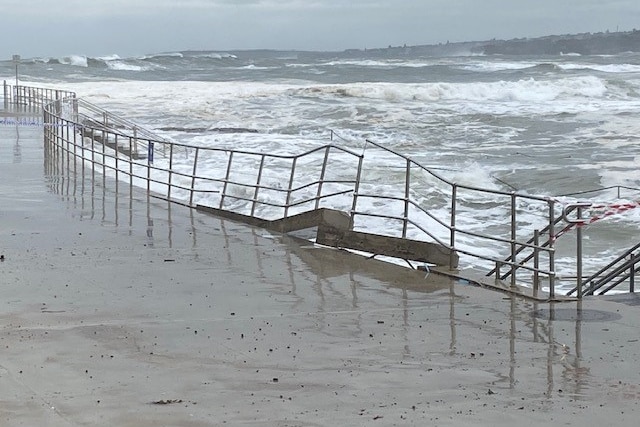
[27, 54, 155, 72]
[57, 55, 89, 67]
[138, 52, 184, 60]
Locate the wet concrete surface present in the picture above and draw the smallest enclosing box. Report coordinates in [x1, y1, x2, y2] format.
[1, 118, 640, 426]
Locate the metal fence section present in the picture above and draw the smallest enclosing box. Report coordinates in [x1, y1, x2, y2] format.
[73, 98, 170, 160]
[12, 84, 639, 299]
[44, 97, 364, 219]
[567, 242, 640, 296]
[354, 139, 560, 297]
[3, 82, 76, 107]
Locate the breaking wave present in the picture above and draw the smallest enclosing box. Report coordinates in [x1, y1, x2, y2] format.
[291, 76, 610, 103]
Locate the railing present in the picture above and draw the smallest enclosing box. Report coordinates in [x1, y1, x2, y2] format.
[567, 242, 640, 296]
[12, 84, 640, 299]
[44, 97, 364, 218]
[354, 139, 559, 297]
[73, 98, 169, 159]
[3, 82, 76, 107]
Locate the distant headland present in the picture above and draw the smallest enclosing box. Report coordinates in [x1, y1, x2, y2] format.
[318, 29, 640, 58]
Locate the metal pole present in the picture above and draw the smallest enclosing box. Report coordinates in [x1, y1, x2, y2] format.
[510, 193, 517, 288]
[190, 147, 199, 206]
[350, 155, 364, 228]
[450, 185, 457, 270]
[548, 200, 556, 300]
[403, 159, 411, 239]
[534, 230, 540, 296]
[315, 147, 330, 210]
[251, 155, 265, 217]
[576, 206, 584, 298]
[13, 54, 20, 87]
[220, 151, 233, 209]
[167, 144, 174, 200]
[630, 255, 635, 293]
[284, 158, 297, 218]
[12, 55, 21, 106]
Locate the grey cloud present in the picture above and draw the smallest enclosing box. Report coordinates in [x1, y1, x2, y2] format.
[2, 0, 639, 58]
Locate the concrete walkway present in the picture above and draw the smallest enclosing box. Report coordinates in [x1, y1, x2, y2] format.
[1, 113, 639, 426]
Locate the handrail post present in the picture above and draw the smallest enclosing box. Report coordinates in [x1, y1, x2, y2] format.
[73, 117, 77, 174]
[403, 158, 411, 239]
[251, 155, 266, 217]
[73, 97, 79, 123]
[629, 255, 635, 293]
[449, 184, 457, 270]
[133, 127, 138, 158]
[220, 151, 234, 209]
[576, 206, 584, 298]
[350, 154, 364, 228]
[548, 199, 556, 300]
[284, 157, 297, 218]
[114, 134, 119, 184]
[147, 142, 152, 193]
[533, 230, 540, 297]
[167, 144, 174, 200]
[190, 147, 199, 206]
[510, 193, 517, 288]
[315, 146, 330, 210]
[129, 136, 134, 190]
[101, 129, 106, 177]
[562, 202, 592, 298]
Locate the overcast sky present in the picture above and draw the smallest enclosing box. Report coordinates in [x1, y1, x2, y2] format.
[2, 0, 639, 58]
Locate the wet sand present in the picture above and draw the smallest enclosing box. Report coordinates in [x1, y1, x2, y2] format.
[1, 118, 639, 426]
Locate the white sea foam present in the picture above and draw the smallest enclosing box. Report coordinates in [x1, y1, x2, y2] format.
[96, 54, 121, 61]
[460, 60, 640, 75]
[560, 63, 640, 73]
[105, 61, 148, 72]
[320, 59, 434, 68]
[193, 52, 238, 59]
[457, 61, 540, 72]
[138, 52, 184, 60]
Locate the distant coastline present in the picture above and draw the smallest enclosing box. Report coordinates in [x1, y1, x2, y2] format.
[310, 29, 640, 58]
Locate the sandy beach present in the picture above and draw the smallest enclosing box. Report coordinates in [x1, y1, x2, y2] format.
[1, 114, 639, 426]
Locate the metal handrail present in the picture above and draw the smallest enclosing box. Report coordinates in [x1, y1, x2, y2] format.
[44, 96, 364, 218]
[598, 256, 639, 295]
[75, 98, 167, 142]
[363, 139, 551, 202]
[5, 83, 77, 106]
[359, 139, 558, 286]
[567, 242, 640, 296]
[488, 205, 577, 281]
[14, 83, 639, 298]
[41, 95, 561, 294]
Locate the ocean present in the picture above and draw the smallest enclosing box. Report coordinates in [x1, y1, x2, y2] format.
[2, 49, 639, 293]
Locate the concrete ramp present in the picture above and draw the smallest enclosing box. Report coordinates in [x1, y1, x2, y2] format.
[196, 205, 458, 267]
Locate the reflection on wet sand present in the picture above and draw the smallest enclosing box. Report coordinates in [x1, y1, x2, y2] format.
[42, 145, 601, 404]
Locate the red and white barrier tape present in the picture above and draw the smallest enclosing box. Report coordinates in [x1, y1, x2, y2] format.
[554, 200, 639, 240]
